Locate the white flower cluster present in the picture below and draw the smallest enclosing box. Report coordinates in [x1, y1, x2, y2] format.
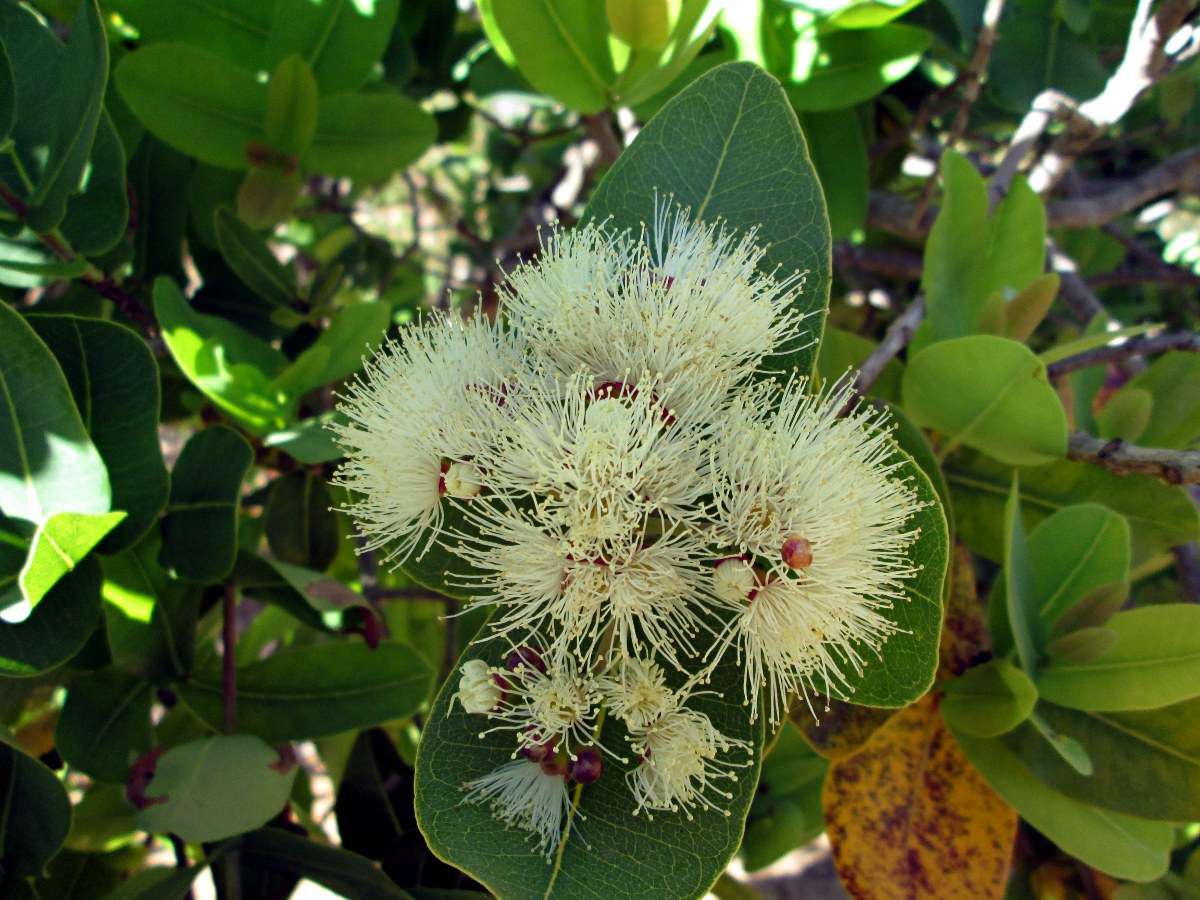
[333, 202, 923, 858]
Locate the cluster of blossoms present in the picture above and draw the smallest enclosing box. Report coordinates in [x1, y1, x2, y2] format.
[333, 202, 923, 859]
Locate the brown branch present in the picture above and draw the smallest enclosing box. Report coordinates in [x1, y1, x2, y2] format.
[1047, 330, 1200, 377]
[1049, 147, 1200, 228]
[852, 296, 926, 398]
[1173, 542, 1200, 603]
[1025, 0, 1199, 194]
[1048, 239, 1106, 324]
[1067, 432, 1200, 484]
[833, 243, 923, 281]
[582, 111, 623, 168]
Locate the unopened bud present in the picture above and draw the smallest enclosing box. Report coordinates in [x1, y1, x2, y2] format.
[568, 747, 603, 784]
[781, 535, 813, 570]
[442, 461, 482, 498]
[506, 646, 547, 674]
[713, 557, 755, 604]
[456, 659, 502, 714]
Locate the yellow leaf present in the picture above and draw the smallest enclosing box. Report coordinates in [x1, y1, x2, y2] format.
[823, 695, 1017, 899]
[938, 542, 991, 678]
[789, 693, 895, 760]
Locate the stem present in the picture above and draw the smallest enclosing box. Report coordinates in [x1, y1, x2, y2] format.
[1046, 331, 1200, 378]
[1066, 432, 1200, 485]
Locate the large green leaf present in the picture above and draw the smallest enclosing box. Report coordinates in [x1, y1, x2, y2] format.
[115, 44, 267, 171]
[1036, 605, 1200, 712]
[478, 0, 616, 112]
[1112, 352, 1200, 449]
[415, 637, 764, 900]
[303, 93, 436, 184]
[989, 503, 1130, 658]
[0, 233, 90, 287]
[0, 557, 102, 676]
[264, 472, 339, 571]
[0, 303, 110, 525]
[213, 207, 298, 310]
[158, 425, 252, 583]
[583, 61, 831, 378]
[55, 668, 153, 782]
[952, 725, 1171, 882]
[0, 38, 14, 142]
[784, 24, 930, 112]
[944, 449, 1200, 566]
[153, 277, 295, 434]
[59, 110, 131, 257]
[941, 659, 1037, 738]
[266, 0, 401, 93]
[136, 735, 298, 843]
[18, 510, 125, 608]
[0, 742, 72, 879]
[903, 336, 1067, 466]
[28, 315, 169, 553]
[833, 444, 947, 707]
[13, 0, 108, 232]
[799, 110, 868, 240]
[176, 641, 433, 741]
[917, 152, 1046, 345]
[1004, 475, 1039, 676]
[271, 301, 391, 398]
[108, 0, 273, 69]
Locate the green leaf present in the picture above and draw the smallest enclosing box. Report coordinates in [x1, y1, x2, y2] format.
[1038, 322, 1159, 367]
[952, 726, 1172, 882]
[0, 557, 102, 676]
[0, 234, 89, 287]
[1050, 582, 1128, 637]
[0, 303, 110, 525]
[101, 531, 200, 680]
[264, 55, 318, 155]
[266, 0, 401, 93]
[834, 443, 947, 706]
[265, 472, 339, 571]
[98, 863, 217, 900]
[130, 138, 191, 283]
[1044, 626, 1117, 664]
[989, 503, 1131, 657]
[799, 110, 867, 240]
[740, 725, 827, 872]
[613, 1, 723, 108]
[55, 668, 153, 782]
[236, 827, 413, 900]
[584, 62, 832, 378]
[136, 735, 298, 843]
[263, 411, 345, 464]
[902, 336, 1068, 466]
[20, 0, 108, 232]
[918, 154, 1046, 345]
[115, 43, 267, 171]
[153, 277, 295, 433]
[213, 207, 298, 310]
[1096, 387, 1153, 443]
[826, 0, 926, 28]
[817, 329, 901, 400]
[0, 38, 14, 141]
[941, 659, 1037, 738]
[1115, 352, 1200, 449]
[1029, 708, 1092, 776]
[159, 425, 253, 583]
[273, 301, 391, 399]
[239, 552, 371, 633]
[415, 635, 764, 900]
[785, 24, 930, 112]
[1036, 605, 1200, 712]
[28, 315, 170, 553]
[886, 401, 953, 533]
[944, 449, 1200, 567]
[999, 699, 1200, 822]
[176, 641, 433, 742]
[303, 92, 436, 183]
[478, 0, 615, 112]
[1002, 273, 1059, 342]
[107, 0, 273, 69]
[0, 742, 71, 879]
[18, 511, 125, 608]
[59, 110, 131, 257]
[1004, 474, 1039, 676]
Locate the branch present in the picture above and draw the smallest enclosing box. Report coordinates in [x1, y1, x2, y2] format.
[1048, 147, 1200, 228]
[1067, 432, 1200, 484]
[833, 243, 923, 280]
[1046, 330, 1200, 377]
[1025, 0, 1199, 194]
[852, 296, 926, 397]
[1047, 239, 1106, 324]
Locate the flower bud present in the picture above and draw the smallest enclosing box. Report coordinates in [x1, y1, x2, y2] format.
[712, 556, 755, 604]
[441, 461, 482, 499]
[568, 747, 603, 784]
[456, 659, 502, 714]
[506, 646, 547, 674]
[781, 534, 813, 570]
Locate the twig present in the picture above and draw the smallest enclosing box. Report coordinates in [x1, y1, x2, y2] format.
[1050, 147, 1200, 227]
[1046, 330, 1200, 377]
[911, 0, 1007, 224]
[1048, 239, 1106, 324]
[222, 583, 238, 734]
[1173, 542, 1200, 602]
[990, 90, 1078, 200]
[852, 296, 926, 398]
[833, 243, 923, 281]
[582, 111, 623, 168]
[1025, 0, 1199, 194]
[1067, 432, 1200, 484]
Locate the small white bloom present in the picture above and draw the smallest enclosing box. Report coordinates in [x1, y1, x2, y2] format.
[709, 377, 924, 724]
[597, 656, 678, 731]
[462, 759, 572, 859]
[331, 313, 523, 565]
[455, 659, 502, 714]
[712, 557, 756, 605]
[626, 704, 748, 820]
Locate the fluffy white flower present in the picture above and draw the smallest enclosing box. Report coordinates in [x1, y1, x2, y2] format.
[626, 704, 748, 820]
[596, 656, 678, 731]
[709, 377, 924, 724]
[462, 759, 572, 859]
[331, 314, 523, 565]
[500, 200, 808, 418]
[454, 659, 502, 714]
